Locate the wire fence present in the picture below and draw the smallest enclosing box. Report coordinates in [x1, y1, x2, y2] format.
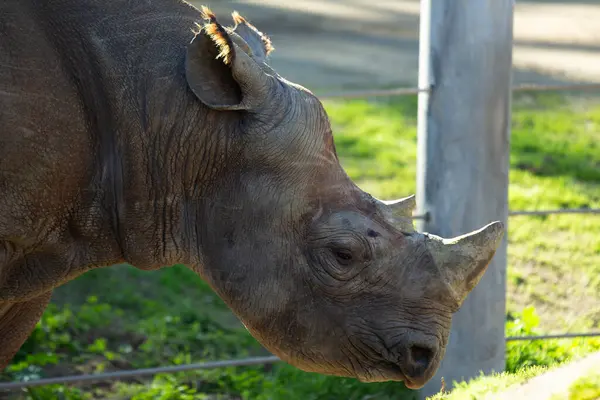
[317, 82, 600, 100]
[0, 357, 281, 391]
[3, 329, 600, 391]
[1, 75, 600, 393]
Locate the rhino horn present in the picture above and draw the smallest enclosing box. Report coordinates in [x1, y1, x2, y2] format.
[373, 194, 416, 233]
[425, 221, 505, 305]
[380, 194, 416, 218]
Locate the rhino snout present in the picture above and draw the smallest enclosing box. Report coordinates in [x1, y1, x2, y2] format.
[388, 336, 440, 389]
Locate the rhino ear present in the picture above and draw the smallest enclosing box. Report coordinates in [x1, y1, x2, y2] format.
[185, 7, 272, 111]
[231, 11, 274, 64]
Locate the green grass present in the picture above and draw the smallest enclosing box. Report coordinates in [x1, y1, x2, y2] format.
[505, 306, 600, 374]
[2, 92, 600, 399]
[429, 363, 600, 400]
[426, 365, 549, 400]
[556, 370, 600, 400]
[427, 306, 600, 399]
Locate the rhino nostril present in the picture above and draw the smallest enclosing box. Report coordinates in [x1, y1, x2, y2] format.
[409, 345, 434, 372]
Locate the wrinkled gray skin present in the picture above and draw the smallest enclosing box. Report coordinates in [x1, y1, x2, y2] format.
[0, 0, 504, 389]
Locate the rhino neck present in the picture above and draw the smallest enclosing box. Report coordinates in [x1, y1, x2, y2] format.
[117, 100, 246, 270]
[32, 0, 243, 269]
[110, 66, 246, 270]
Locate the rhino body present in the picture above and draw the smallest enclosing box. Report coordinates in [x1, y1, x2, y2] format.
[0, 0, 504, 389]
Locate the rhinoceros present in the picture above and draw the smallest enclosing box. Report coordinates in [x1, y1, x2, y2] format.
[0, 0, 504, 389]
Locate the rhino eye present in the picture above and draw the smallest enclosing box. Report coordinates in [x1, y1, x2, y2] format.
[332, 248, 354, 265]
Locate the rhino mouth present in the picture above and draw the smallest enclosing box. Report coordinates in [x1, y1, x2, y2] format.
[353, 359, 407, 384]
[352, 351, 434, 389]
[369, 362, 425, 390]
[380, 360, 409, 382]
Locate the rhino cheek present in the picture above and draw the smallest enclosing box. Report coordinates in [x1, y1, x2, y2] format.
[241, 304, 320, 364]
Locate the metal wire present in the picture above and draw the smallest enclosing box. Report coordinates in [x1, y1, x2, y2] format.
[409, 208, 600, 220]
[316, 82, 600, 100]
[4, 332, 600, 390]
[512, 82, 600, 93]
[506, 332, 600, 341]
[509, 208, 600, 216]
[318, 87, 426, 100]
[0, 356, 281, 391]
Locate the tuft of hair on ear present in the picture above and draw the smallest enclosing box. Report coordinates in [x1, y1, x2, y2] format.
[231, 11, 274, 57]
[197, 6, 235, 65]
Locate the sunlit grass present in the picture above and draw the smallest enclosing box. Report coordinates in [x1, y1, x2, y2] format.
[426, 365, 549, 400]
[557, 370, 600, 400]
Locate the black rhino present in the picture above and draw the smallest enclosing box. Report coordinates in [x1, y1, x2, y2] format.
[0, 0, 504, 389]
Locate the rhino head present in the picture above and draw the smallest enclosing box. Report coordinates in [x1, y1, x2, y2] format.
[184, 8, 505, 389]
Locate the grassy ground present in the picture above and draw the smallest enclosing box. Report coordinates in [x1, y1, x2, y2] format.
[1, 92, 599, 399]
[427, 362, 600, 400]
[556, 370, 600, 400]
[427, 365, 550, 400]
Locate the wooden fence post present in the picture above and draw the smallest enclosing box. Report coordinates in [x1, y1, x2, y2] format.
[415, 0, 514, 397]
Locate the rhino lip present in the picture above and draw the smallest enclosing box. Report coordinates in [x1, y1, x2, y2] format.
[403, 377, 422, 390]
[347, 337, 412, 385]
[376, 360, 409, 383]
[377, 358, 425, 389]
